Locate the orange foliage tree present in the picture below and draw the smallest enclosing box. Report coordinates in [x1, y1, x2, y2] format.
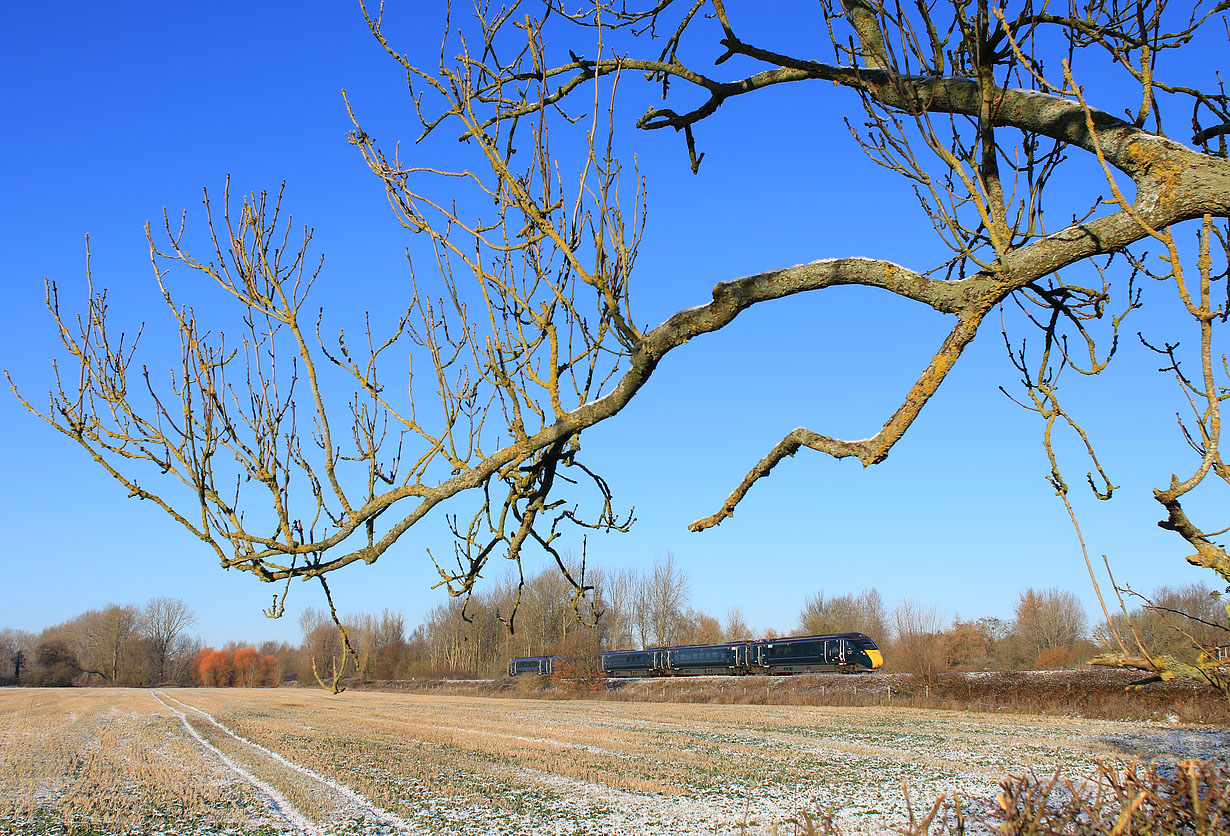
[197, 649, 234, 687]
[261, 655, 281, 686]
[190, 648, 211, 685]
[193, 647, 279, 687]
[233, 648, 261, 687]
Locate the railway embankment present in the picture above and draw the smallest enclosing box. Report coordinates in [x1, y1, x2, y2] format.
[342, 668, 1230, 724]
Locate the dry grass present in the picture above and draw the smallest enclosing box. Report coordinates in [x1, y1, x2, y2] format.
[373, 670, 1230, 724]
[1, 686, 1227, 835]
[0, 689, 274, 833]
[774, 760, 1230, 835]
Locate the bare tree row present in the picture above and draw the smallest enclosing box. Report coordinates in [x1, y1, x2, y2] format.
[293, 577, 1223, 682]
[4, 579, 1223, 687]
[1, 597, 198, 687]
[881, 584, 1227, 680]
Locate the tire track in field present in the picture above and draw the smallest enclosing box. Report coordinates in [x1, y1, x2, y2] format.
[152, 691, 422, 835]
[150, 690, 323, 835]
[278, 706, 750, 832]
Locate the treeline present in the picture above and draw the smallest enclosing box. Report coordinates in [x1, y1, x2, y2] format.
[2, 559, 1225, 686]
[0, 597, 289, 688]
[1, 598, 201, 687]
[801, 584, 1228, 678]
[385, 560, 1226, 680]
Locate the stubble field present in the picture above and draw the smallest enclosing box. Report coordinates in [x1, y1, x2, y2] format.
[2, 687, 1227, 835]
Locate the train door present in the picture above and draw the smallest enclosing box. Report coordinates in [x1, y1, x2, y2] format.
[824, 640, 844, 666]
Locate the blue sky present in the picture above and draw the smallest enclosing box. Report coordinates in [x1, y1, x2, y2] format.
[2, 1, 1224, 647]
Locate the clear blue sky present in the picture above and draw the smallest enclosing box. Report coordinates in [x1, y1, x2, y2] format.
[1, 1, 1222, 647]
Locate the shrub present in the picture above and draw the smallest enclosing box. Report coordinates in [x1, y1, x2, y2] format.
[775, 759, 1230, 835]
[992, 759, 1230, 835]
[884, 759, 1230, 835]
[548, 628, 606, 691]
[551, 653, 605, 691]
[513, 673, 550, 693]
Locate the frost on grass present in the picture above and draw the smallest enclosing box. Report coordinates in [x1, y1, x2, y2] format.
[0, 689, 286, 834]
[3, 688, 1228, 836]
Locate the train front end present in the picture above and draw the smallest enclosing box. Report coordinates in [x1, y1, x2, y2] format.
[847, 634, 882, 670]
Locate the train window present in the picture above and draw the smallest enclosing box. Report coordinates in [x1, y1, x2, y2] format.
[674, 647, 731, 664]
[606, 651, 652, 668]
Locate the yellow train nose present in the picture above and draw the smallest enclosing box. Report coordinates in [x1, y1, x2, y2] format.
[867, 649, 883, 669]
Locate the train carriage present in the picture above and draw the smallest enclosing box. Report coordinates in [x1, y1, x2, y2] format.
[752, 634, 876, 673]
[507, 655, 559, 677]
[600, 649, 663, 677]
[663, 641, 748, 675]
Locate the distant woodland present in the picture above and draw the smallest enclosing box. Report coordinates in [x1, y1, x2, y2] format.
[2, 556, 1225, 687]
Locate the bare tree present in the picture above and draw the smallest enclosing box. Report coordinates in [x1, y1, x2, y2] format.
[677, 609, 723, 646]
[641, 553, 690, 647]
[1014, 587, 1088, 667]
[169, 634, 204, 686]
[141, 597, 196, 686]
[891, 599, 948, 681]
[0, 629, 35, 685]
[11, 0, 1230, 692]
[373, 609, 406, 648]
[1099, 583, 1229, 665]
[65, 605, 142, 685]
[723, 606, 752, 642]
[593, 567, 639, 651]
[942, 617, 998, 671]
[299, 606, 350, 688]
[798, 588, 887, 638]
[29, 635, 79, 687]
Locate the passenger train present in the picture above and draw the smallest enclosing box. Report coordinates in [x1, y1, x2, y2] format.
[508, 632, 882, 678]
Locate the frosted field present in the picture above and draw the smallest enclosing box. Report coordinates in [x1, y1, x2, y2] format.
[1, 687, 1227, 835]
